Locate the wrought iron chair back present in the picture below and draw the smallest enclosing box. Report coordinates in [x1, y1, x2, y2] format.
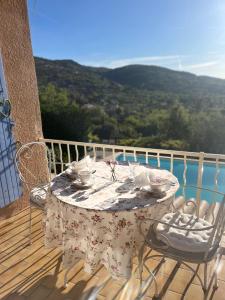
[16, 142, 52, 189]
[170, 186, 225, 260]
[15, 141, 52, 244]
[138, 186, 225, 299]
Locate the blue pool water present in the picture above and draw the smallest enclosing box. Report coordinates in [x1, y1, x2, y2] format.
[116, 154, 225, 202]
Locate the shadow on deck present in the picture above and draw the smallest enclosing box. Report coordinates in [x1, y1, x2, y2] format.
[0, 207, 225, 300]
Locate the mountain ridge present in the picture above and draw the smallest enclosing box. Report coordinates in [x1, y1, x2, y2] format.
[35, 56, 225, 114]
[35, 56, 225, 81]
[36, 56, 225, 153]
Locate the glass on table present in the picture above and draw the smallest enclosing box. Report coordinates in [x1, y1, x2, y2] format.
[105, 160, 117, 181]
[128, 161, 140, 182]
[78, 170, 92, 185]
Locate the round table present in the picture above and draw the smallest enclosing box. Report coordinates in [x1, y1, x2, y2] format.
[44, 161, 179, 279]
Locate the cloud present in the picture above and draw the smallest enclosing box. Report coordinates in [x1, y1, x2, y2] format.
[106, 55, 183, 68]
[82, 55, 184, 69]
[82, 55, 225, 79]
[180, 60, 225, 79]
[184, 61, 219, 70]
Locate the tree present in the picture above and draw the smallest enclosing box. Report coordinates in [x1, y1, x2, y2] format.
[166, 102, 190, 141]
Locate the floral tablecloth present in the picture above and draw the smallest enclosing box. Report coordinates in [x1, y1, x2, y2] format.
[44, 162, 179, 279]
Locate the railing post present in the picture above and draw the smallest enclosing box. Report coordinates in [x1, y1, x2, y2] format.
[145, 152, 148, 164]
[123, 148, 126, 161]
[67, 144, 71, 164]
[75, 144, 79, 161]
[214, 157, 219, 193]
[103, 147, 106, 160]
[50, 142, 57, 175]
[157, 153, 160, 168]
[170, 153, 174, 173]
[112, 148, 115, 161]
[59, 143, 63, 173]
[134, 150, 137, 162]
[84, 145, 87, 157]
[182, 154, 187, 200]
[196, 152, 204, 217]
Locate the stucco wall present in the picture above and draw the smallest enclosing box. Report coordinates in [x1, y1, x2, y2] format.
[0, 0, 46, 219]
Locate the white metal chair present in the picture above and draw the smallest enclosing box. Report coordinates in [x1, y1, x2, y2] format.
[15, 141, 52, 245]
[137, 186, 225, 299]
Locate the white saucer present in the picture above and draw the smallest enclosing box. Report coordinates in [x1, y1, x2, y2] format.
[141, 184, 170, 194]
[65, 168, 78, 180]
[71, 180, 93, 189]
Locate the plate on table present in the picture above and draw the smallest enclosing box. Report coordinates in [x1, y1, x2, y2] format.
[65, 168, 96, 180]
[65, 168, 78, 180]
[141, 184, 171, 195]
[71, 180, 93, 190]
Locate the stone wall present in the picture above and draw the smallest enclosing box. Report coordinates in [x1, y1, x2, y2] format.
[0, 0, 46, 219]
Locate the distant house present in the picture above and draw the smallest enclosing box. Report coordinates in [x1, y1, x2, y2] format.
[0, 0, 46, 219]
[82, 103, 96, 109]
[102, 139, 117, 145]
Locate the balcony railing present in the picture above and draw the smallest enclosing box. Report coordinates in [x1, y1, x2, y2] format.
[40, 138, 225, 216]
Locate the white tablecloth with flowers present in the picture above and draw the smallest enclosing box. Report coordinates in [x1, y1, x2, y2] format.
[44, 161, 179, 279]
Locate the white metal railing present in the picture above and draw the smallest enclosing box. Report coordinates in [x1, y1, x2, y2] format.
[40, 138, 225, 216]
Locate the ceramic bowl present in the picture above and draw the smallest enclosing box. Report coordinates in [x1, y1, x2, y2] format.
[149, 178, 169, 193]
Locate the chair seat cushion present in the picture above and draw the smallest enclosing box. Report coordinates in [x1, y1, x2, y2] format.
[155, 212, 213, 253]
[30, 185, 48, 207]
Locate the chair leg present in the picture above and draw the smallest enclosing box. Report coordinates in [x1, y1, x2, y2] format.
[143, 262, 159, 299]
[64, 267, 72, 288]
[213, 253, 220, 290]
[203, 263, 208, 293]
[137, 245, 145, 295]
[137, 255, 160, 300]
[213, 271, 218, 290]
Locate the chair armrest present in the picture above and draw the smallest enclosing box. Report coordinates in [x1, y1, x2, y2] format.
[180, 184, 225, 196]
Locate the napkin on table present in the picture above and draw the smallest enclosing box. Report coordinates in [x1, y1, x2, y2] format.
[67, 155, 93, 173]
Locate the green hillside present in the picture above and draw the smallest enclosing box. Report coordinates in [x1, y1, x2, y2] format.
[34, 56, 225, 153]
[105, 64, 225, 95]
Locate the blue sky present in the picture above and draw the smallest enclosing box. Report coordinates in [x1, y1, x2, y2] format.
[28, 0, 225, 78]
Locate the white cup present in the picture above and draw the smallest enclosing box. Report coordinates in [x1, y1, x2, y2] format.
[78, 170, 91, 185]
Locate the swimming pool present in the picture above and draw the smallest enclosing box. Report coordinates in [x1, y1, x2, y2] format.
[116, 154, 225, 202]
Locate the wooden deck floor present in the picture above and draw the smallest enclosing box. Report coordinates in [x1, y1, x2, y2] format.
[0, 207, 225, 300]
